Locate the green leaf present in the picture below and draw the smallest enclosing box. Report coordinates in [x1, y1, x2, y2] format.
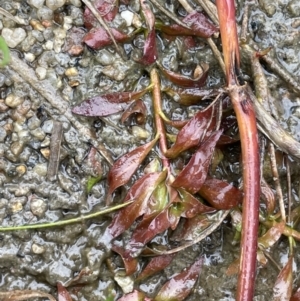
[86, 176, 102, 194]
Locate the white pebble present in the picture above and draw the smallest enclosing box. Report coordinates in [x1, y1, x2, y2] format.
[5, 94, 24, 108]
[33, 163, 48, 177]
[46, 0, 66, 10]
[28, 0, 45, 8]
[24, 52, 36, 62]
[121, 10, 134, 26]
[2, 28, 27, 48]
[36, 66, 47, 80]
[31, 198, 47, 217]
[63, 16, 73, 31]
[43, 40, 53, 50]
[32, 243, 45, 254]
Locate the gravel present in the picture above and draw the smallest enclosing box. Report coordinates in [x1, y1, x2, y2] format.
[0, 0, 300, 300]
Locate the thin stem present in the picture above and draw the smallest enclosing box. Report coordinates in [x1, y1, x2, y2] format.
[268, 142, 286, 222]
[0, 201, 133, 231]
[207, 38, 225, 75]
[150, 68, 170, 169]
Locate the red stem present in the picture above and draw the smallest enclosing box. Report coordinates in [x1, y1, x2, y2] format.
[229, 86, 260, 301]
[150, 68, 170, 169]
[216, 0, 261, 299]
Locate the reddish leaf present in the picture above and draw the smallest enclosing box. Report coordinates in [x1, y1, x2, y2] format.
[217, 134, 239, 145]
[138, 29, 158, 65]
[57, 283, 73, 301]
[121, 99, 147, 125]
[83, 27, 128, 50]
[137, 254, 176, 281]
[165, 107, 213, 159]
[72, 87, 150, 117]
[117, 290, 147, 301]
[273, 255, 293, 301]
[177, 188, 215, 218]
[112, 245, 138, 275]
[154, 258, 203, 301]
[158, 62, 209, 88]
[107, 137, 159, 196]
[86, 147, 102, 177]
[84, 0, 118, 29]
[261, 179, 276, 215]
[171, 130, 223, 194]
[107, 170, 167, 238]
[291, 288, 300, 301]
[198, 178, 243, 210]
[258, 221, 285, 250]
[165, 87, 222, 106]
[158, 11, 218, 38]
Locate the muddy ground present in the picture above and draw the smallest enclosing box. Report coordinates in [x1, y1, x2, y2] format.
[0, 0, 300, 300]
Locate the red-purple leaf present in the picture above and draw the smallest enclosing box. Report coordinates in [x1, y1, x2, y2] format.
[137, 254, 176, 281]
[165, 87, 222, 106]
[138, 29, 158, 65]
[112, 245, 138, 275]
[83, 27, 128, 50]
[86, 147, 103, 177]
[108, 170, 167, 238]
[121, 99, 147, 125]
[84, 0, 118, 30]
[158, 10, 218, 38]
[107, 137, 159, 196]
[198, 178, 243, 210]
[165, 107, 213, 159]
[154, 258, 203, 301]
[171, 130, 223, 194]
[117, 290, 147, 301]
[72, 88, 150, 117]
[178, 188, 215, 218]
[138, 0, 157, 65]
[258, 221, 285, 250]
[158, 62, 209, 88]
[273, 255, 293, 301]
[57, 283, 73, 301]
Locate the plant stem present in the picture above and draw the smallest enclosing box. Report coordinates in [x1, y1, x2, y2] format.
[0, 201, 133, 231]
[216, 0, 260, 299]
[150, 68, 170, 169]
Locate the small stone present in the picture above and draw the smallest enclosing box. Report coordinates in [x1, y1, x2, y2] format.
[30, 198, 47, 217]
[69, 0, 81, 7]
[2, 28, 27, 48]
[36, 66, 47, 80]
[121, 10, 134, 26]
[28, 115, 42, 130]
[8, 200, 23, 214]
[287, 0, 300, 17]
[31, 128, 46, 141]
[44, 40, 53, 50]
[42, 120, 54, 133]
[37, 6, 54, 21]
[24, 52, 36, 63]
[63, 16, 73, 31]
[10, 141, 24, 156]
[0, 128, 7, 142]
[40, 147, 50, 159]
[16, 165, 27, 176]
[46, 0, 66, 10]
[132, 126, 150, 139]
[5, 94, 24, 108]
[65, 67, 78, 77]
[28, 0, 45, 8]
[33, 163, 48, 177]
[41, 136, 51, 147]
[30, 19, 45, 31]
[32, 243, 45, 254]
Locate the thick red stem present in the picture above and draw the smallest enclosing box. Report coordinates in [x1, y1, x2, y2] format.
[229, 86, 260, 301]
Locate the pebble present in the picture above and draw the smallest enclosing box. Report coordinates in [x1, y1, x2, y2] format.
[10, 141, 25, 157]
[24, 52, 36, 63]
[37, 6, 54, 20]
[42, 120, 54, 134]
[28, 0, 45, 8]
[287, 0, 300, 17]
[2, 28, 27, 48]
[5, 94, 25, 108]
[31, 243, 45, 254]
[30, 198, 47, 217]
[121, 10, 134, 26]
[65, 67, 78, 77]
[31, 128, 46, 141]
[36, 66, 47, 80]
[28, 116, 42, 130]
[46, 0, 66, 10]
[0, 128, 7, 142]
[33, 163, 48, 177]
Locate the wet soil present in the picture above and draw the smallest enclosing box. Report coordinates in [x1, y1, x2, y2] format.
[1, 0, 300, 300]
